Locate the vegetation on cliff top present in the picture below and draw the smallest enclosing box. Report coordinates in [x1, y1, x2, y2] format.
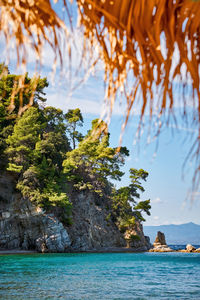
[0, 65, 151, 229]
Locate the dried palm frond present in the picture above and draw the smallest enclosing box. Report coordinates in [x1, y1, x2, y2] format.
[78, 0, 200, 117]
[1, 0, 200, 189]
[77, 0, 200, 190]
[0, 0, 71, 116]
[0, 0, 68, 68]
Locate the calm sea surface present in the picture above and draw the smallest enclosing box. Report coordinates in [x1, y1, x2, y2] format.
[0, 252, 200, 299]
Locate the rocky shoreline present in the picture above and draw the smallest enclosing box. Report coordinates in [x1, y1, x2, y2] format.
[149, 247, 200, 253]
[1, 231, 200, 255]
[0, 247, 149, 255]
[0, 172, 151, 253]
[148, 231, 200, 253]
[1, 247, 200, 255]
[1, 174, 199, 255]
[0, 230, 151, 255]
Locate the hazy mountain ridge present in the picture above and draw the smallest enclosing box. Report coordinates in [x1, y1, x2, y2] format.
[144, 222, 200, 245]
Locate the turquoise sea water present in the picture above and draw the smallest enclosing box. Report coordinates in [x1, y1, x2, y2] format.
[0, 252, 200, 299]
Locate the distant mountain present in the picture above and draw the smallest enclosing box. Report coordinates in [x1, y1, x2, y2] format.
[143, 222, 200, 245]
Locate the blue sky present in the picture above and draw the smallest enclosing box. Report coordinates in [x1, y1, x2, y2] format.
[2, 2, 200, 226]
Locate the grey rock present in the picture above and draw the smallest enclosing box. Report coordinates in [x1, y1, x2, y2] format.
[1, 212, 10, 218]
[67, 191, 151, 251]
[186, 244, 196, 252]
[145, 235, 152, 249]
[0, 172, 71, 253]
[67, 192, 126, 251]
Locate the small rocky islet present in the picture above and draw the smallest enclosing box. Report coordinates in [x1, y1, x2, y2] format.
[149, 231, 200, 253]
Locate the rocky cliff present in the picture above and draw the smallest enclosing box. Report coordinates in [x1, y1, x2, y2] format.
[0, 172, 71, 252]
[0, 172, 151, 252]
[67, 191, 126, 250]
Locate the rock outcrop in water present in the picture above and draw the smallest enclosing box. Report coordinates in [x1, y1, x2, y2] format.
[149, 231, 173, 252]
[186, 244, 196, 252]
[0, 172, 151, 252]
[153, 231, 166, 246]
[179, 244, 200, 253]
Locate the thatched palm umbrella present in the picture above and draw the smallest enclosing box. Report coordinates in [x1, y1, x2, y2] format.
[1, 0, 200, 187]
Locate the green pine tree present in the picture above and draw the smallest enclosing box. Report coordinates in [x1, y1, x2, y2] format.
[63, 119, 129, 195]
[6, 107, 43, 173]
[65, 108, 83, 149]
[112, 168, 151, 230]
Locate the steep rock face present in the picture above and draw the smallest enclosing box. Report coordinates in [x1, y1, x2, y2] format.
[0, 172, 151, 252]
[0, 172, 71, 252]
[66, 192, 126, 250]
[66, 191, 151, 251]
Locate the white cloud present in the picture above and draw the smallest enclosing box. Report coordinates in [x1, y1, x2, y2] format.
[46, 90, 130, 116]
[153, 216, 159, 220]
[47, 93, 102, 115]
[190, 191, 200, 199]
[171, 220, 185, 225]
[126, 156, 133, 162]
[161, 220, 170, 225]
[168, 124, 198, 133]
[162, 220, 184, 225]
[151, 197, 163, 204]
